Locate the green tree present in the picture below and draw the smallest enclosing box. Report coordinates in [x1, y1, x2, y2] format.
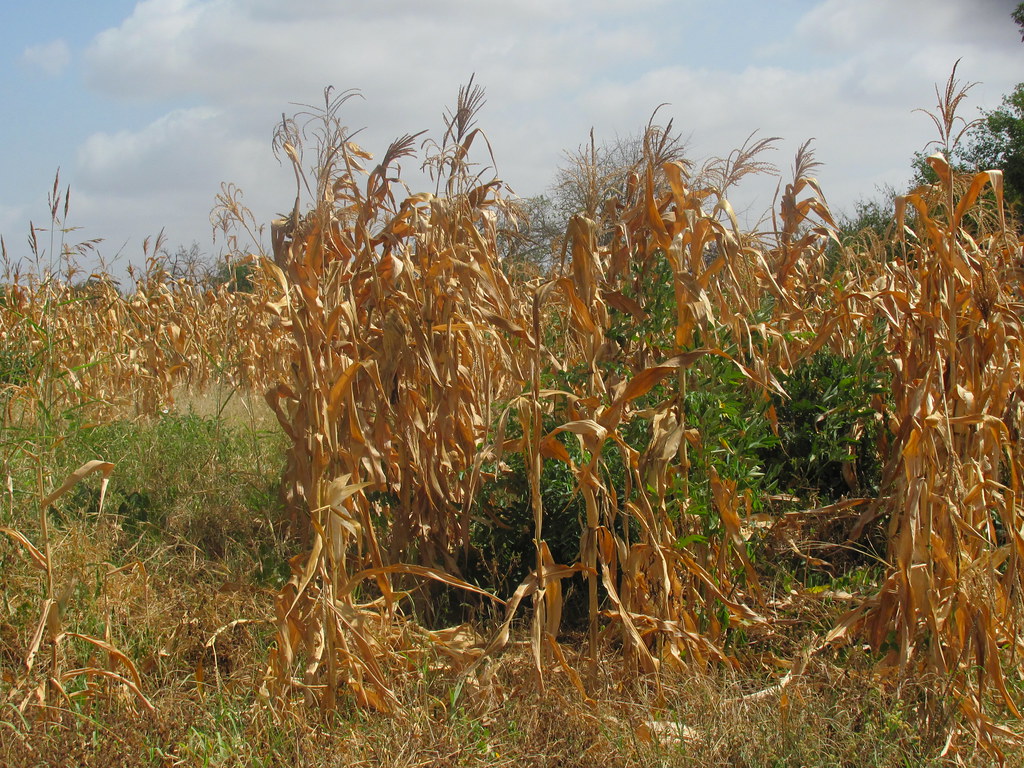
[959, 83, 1024, 212]
[825, 190, 903, 271]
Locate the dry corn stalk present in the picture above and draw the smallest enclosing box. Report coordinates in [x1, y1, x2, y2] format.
[828, 153, 1024, 758]
[261, 88, 532, 709]
[0, 460, 152, 716]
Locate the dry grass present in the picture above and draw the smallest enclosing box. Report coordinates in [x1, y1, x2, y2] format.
[3, 647, 1015, 767]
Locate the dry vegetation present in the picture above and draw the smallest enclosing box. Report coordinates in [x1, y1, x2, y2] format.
[3, 72, 1024, 766]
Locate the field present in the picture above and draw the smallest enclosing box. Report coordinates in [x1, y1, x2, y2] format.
[2, 78, 1024, 766]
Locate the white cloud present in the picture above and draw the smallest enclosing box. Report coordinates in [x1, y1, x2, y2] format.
[82, 0, 660, 105]
[569, 0, 1022, 221]
[79, 107, 227, 192]
[76, 0, 675, 240]
[795, 0, 1019, 54]
[71, 106, 291, 259]
[21, 39, 71, 78]
[40, 0, 1023, 267]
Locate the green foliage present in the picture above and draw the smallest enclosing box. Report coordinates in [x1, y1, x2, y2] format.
[470, 252, 785, 614]
[837, 197, 894, 243]
[50, 410, 286, 572]
[682, 353, 780, 521]
[763, 343, 889, 503]
[0, 343, 33, 390]
[827, 193, 902, 271]
[469, 415, 588, 613]
[959, 82, 1024, 214]
[606, 247, 676, 359]
[213, 258, 256, 293]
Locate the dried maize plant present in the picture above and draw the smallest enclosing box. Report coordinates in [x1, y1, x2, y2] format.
[527, 127, 783, 679]
[262, 87, 531, 710]
[121, 269, 189, 414]
[0, 247, 285, 428]
[0, 459, 153, 717]
[0, 181, 152, 422]
[117, 262, 287, 408]
[0, 173, 286, 423]
[765, 142, 836, 304]
[827, 84, 1024, 755]
[201, 274, 291, 393]
[0, 273, 126, 426]
[729, 139, 848, 377]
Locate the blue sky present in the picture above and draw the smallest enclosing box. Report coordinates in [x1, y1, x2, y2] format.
[2, 0, 1021, 275]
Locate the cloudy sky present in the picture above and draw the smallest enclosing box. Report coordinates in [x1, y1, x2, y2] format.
[2, 0, 1021, 274]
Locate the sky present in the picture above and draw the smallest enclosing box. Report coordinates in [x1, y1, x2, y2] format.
[1, 0, 1021, 276]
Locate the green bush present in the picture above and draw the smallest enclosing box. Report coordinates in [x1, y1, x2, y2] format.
[763, 342, 889, 503]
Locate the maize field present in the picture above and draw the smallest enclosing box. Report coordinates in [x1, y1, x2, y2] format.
[2, 73, 1024, 766]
